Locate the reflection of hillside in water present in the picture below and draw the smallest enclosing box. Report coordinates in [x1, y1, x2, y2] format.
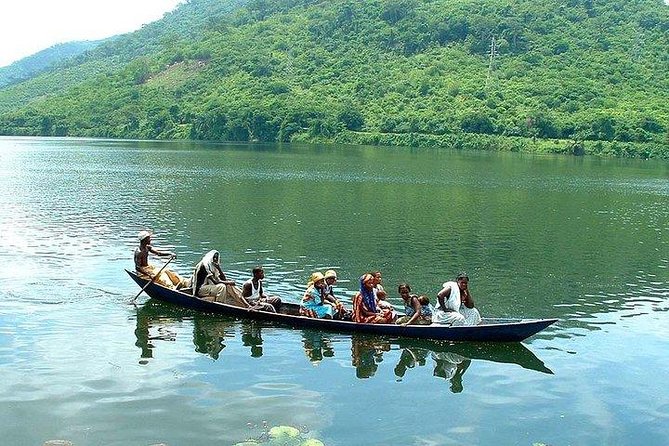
[135, 301, 552, 390]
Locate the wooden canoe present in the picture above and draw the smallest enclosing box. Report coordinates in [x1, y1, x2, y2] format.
[126, 270, 557, 342]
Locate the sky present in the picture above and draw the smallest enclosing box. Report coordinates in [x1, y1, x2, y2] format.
[0, 0, 184, 67]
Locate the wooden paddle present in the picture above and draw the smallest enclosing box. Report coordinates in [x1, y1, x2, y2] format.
[131, 255, 175, 302]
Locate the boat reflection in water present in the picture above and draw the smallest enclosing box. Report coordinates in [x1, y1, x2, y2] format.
[240, 321, 264, 358]
[191, 314, 236, 359]
[392, 344, 472, 392]
[347, 333, 553, 389]
[302, 329, 336, 362]
[135, 301, 279, 360]
[134, 301, 553, 388]
[134, 301, 182, 363]
[349, 333, 391, 379]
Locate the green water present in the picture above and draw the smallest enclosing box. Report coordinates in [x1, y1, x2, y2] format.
[0, 137, 668, 445]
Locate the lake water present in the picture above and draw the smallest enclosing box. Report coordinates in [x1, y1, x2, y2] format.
[0, 137, 668, 446]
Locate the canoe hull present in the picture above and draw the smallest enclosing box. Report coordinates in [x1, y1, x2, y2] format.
[127, 270, 557, 342]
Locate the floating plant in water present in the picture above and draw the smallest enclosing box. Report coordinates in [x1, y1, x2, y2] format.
[234, 424, 324, 446]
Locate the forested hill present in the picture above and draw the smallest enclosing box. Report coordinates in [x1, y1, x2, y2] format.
[0, 41, 105, 88]
[1, 0, 668, 158]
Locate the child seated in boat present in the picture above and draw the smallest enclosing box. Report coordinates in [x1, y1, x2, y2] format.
[395, 283, 433, 326]
[352, 274, 394, 324]
[300, 272, 335, 319]
[375, 289, 397, 320]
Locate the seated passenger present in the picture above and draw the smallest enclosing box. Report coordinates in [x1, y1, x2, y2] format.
[352, 274, 394, 324]
[433, 273, 481, 326]
[418, 295, 433, 318]
[134, 230, 188, 289]
[323, 269, 347, 319]
[371, 270, 396, 318]
[192, 250, 252, 308]
[241, 266, 281, 312]
[371, 270, 386, 300]
[395, 283, 433, 326]
[300, 272, 335, 319]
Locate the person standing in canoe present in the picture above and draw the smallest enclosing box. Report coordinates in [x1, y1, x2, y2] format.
[134, 230, 188, 289]
[192, 250, 252, 308]
[241, 266, 282, 312]
[352, 274, 394, 324]
[300, 272, 335, 319]
[433, 273, 481, 326]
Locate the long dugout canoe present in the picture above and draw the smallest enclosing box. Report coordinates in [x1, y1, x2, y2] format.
[127, 270, 557, 342]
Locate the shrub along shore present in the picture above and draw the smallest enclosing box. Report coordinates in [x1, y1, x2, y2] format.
[304, 130, 669, 159]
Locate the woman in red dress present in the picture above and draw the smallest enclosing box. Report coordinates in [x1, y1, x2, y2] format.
[352, 273, 394, 324]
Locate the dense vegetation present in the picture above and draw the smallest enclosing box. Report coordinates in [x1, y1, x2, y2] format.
[0, 0, 668, 158]
[0, 40, 104, 88]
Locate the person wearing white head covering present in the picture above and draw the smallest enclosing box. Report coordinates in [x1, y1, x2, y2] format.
[134, 230, 187, 289]
[433, 273, 481, 326]
[192, 250, 251, 308]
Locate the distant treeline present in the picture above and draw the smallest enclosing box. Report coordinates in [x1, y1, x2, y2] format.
[0, 0, 668, 158]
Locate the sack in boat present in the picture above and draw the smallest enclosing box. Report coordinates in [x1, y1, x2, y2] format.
[214, 284, 249, 308]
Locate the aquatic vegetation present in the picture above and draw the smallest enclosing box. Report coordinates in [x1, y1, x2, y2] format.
[233, 424, 325, 446]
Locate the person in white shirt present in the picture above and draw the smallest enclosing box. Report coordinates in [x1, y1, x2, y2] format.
[433, 273, 481, 326]
[241, 266, 281, 312]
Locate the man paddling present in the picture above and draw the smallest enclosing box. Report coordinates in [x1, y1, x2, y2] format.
[134, 230, 188, 289]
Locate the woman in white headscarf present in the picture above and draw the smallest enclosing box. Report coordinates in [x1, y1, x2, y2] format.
[433, 273, 481, 326]
[192, 250, 250, 308]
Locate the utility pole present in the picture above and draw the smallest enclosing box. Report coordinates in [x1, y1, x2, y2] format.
[486, 35, 498, 91]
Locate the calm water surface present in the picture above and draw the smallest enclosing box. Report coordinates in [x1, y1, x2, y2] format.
[0, 137, 668, 445]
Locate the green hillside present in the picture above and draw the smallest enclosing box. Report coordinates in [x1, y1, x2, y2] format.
[1, 0, 668, 158]
[0, 41, 105, 88]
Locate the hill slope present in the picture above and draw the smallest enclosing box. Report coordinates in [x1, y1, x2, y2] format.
[0, 0, 667, 157]
[0, 41, 105, 88]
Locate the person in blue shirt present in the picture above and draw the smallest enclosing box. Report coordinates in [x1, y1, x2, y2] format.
[396, 283, 433, 325]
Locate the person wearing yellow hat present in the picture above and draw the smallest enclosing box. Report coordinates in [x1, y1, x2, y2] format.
[323, 270, 338, 294]
[323, 269, 347, 319]
[134, 230, 188, 289]
[300, 272, 335, 319]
